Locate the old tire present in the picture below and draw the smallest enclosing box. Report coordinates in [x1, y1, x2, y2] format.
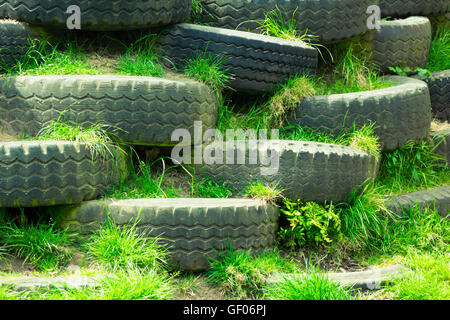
[200, 0, 375, 42]
[0, 20, 33, 71]
[368, 17, 431, 73]
[196, 140, 378, 203]
[413, 70, 450, 122]
[156, 23, 318, 93]
[0, 75, 218, 146]
[0, 141, 126, 208]
[380, 0, 449, 18]
[0, 0, 191, 31]
[290, 76, 432, 151]
[385, 185, 450, 219]
[56, 198, 279, 271]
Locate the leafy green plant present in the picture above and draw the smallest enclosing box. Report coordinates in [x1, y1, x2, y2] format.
[389, 66, 434, 80]
[278, 199, 341, 248]
[85, 213, 169, 271]
[0, 217, 75, 272]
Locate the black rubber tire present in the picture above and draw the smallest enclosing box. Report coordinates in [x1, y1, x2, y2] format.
[413, 70, 450, 122]
[431, 129, 450, 167]
[0, 141, 126, 208]
[290, 76, 432, 151]
[380, 0, 450, 18]
[0, 20, 33, 71]
[0, 0, 191, 31]
[385, 185, 450, 219]
[368, 17, 432, 73]
[196, 140, 378, 203]
[156, 23, 318, 93]
[56, 198, 279, 271]
[0, 75, 218, 146]
[200, 0, 375, 43]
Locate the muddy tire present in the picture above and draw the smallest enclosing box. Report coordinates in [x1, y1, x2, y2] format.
[379, 0, 449, 18]
[0, 75, 218, 146]
[196, 140, 378, 203]
[0, 20, 33, 71]
[0, 0, 191, 31]
[156, 23, 318, 93]
[413, 70, 450, 122]
[386, 185, 450, 219]
[0, 141, 125, 208]
[200, 0, 375, 42]
[56, 198, 279, 271]
[290, 76, 432, 151]
[368, 17, 431, 73]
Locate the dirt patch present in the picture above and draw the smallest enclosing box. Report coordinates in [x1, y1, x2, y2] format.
[173, 276, 225, 300]
[431, 119, 450, 132]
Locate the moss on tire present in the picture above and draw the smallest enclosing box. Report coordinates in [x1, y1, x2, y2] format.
[56, 198, 279, 271]
[0, 140, 126, 208]
[0, 0, 191, 31]
[0, 75, 218, 146]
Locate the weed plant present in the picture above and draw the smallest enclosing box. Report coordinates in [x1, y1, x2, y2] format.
[426, 22, 450, 72]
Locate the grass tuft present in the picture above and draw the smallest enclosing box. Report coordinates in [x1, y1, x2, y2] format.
[426, 22, 450, 72]
[244, 181, 283, 204]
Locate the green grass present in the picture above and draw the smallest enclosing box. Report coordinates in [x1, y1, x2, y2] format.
[207, 246, 299, 299]
[1, 39, 104, 76]
[184, 52, 231, 94]
[194, 176, 233, 198]
[426, 22, 450, 72]
[34, 117, 122, 161]
[0, 216, 75, 272]
[116, 34, 165, 77]
[243, 181, 283, 204]
[264, 268, 352, 300]
[376, 141, 450, 196]
[84, 214, 169, 271]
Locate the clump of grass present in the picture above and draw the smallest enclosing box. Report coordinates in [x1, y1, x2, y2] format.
[116, 34, 165, 77]
[191, 0, 204, 24]
[207, 246, 299, 299]
[85, 214, 169, 271]
[426, 22, 450, 72]
[0, 216, 75, 272]
[264, 268, 352, 300]
[184, 52, 231, 95]
[2, 38, 103, 76]
[244, 181, 283, 204]
[194, 176, 233, 198]
[348, 123, 381, 157]
[266, 76, 316, 127]
[376, 140, 450, 195]
[34, 116, 121, 162]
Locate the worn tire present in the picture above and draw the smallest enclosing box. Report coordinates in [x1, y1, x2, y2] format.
[385, 185, 450, 219]
[0, 141, 126, 208]
[413, 70, 450, 122]
[0, 20, 33, 70]
[0, 75, 218, 146]
[56, 198, 279, 271]
[431, 129, 450, 167]
[200, 0, 376, 43]
[0, 0, 191, 31]
[368, 17, 431, 73]
[290, 76, 432, 151]
[196, 140, 378, 203]
[156, 23, 318, 93]
[380, 0, 450, 18]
